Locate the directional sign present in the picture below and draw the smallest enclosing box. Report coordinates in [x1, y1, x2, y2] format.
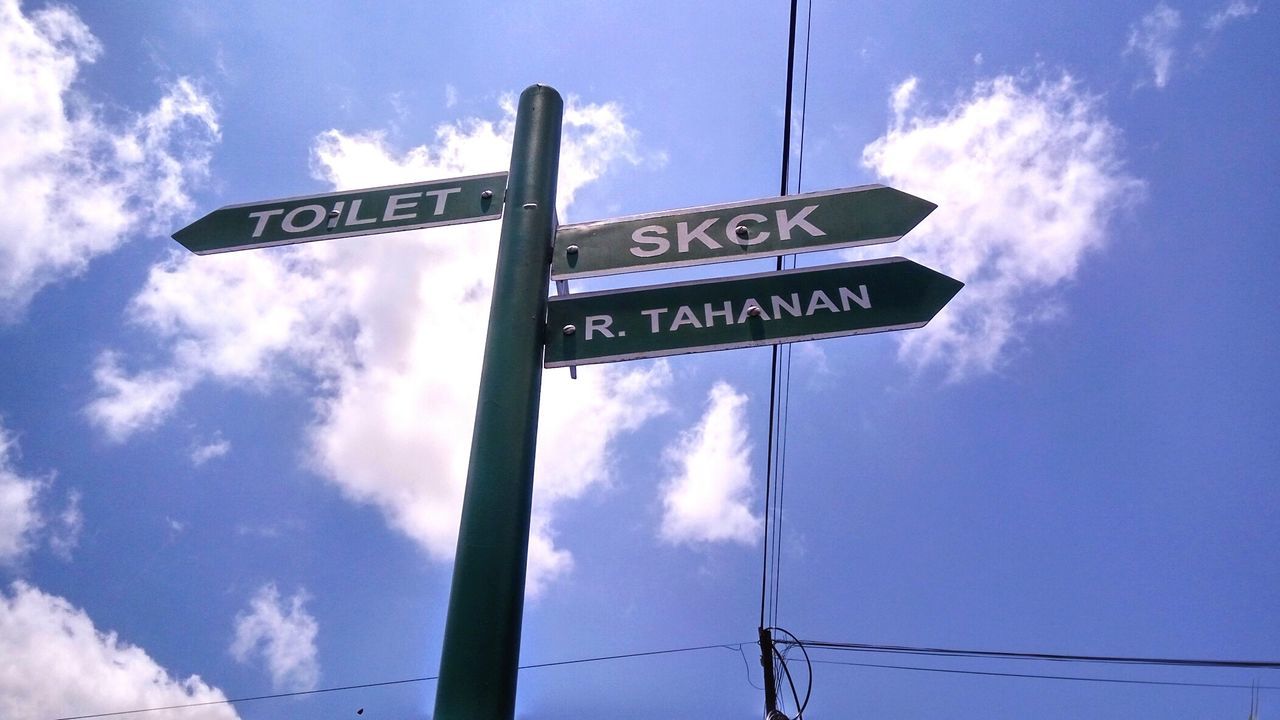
[173, 171, 508, 255]
[551, 184, 935, 280]
[544, 257, 962, 368]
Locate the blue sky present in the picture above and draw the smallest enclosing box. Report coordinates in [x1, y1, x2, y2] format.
[0, 1, 1277, 718]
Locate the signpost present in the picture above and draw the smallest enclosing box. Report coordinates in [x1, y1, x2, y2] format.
[172, 172, 508, 254]
[551, 184, 935, 280]
[171, 81, 961, 720]
[545, 257, 961, 367]
[431, 88, 560, 720]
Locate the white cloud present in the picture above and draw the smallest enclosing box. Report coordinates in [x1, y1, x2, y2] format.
[84, 352, 189, 443]
[445, 83, 459, 109]
[659, 382, 761, 546]
[1125, 3, 1182, 88]
[48, 490, 82, 560]
[0, 0, 219, 319]
[0, 582, 237, 720]
[890, 76, 918, 117]
[90, 95, 670, 595]
[0, 424, 42, 565]
[0, 421, 84, 564]
[230, 584, 319, 693]
[861, 74, 1143, 380]
[526, 360, 671, 593]
[1206, 0, 1259, 30]
[191, 434, 231, 466]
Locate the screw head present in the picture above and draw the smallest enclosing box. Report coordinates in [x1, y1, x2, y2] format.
[746, 305, 763, 318]
[566, 244, 580, 254]
[562, 324, 576, 335]
[735, 225, 749, 238]
[328, 210, 341, 217]
[481, 189, 494, 199]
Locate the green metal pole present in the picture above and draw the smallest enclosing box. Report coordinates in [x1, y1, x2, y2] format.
[433, 84, 563, 720]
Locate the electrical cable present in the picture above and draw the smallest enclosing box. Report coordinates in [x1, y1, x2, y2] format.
[813, 658, 1280, 690]
[761, 5, 812, 717]
[773, 644, 803, 718]
[781, 639, 1280, 669]
[762, 0, 802, 633]
[52, 676, 439, 720]
[778, 0, 799, 199]
[519, 642, 746, 670]
[767, 343, 790, 628]
[51, 642, 750, 720]
[760, 4, 804, 715]
[733, 644, 766, 690]
[769, 630, 812, 718]
[770, 627, 813, 715]
[795, 0, 813, 195]
[767, 0, 813, 635]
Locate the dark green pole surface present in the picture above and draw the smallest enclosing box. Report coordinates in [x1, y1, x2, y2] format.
[433, 85, 563, 720]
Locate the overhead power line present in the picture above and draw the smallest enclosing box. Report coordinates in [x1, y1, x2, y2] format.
[761, 0, 802, 631]
[814, 658, 1280, 690]
[60, 636, 1279, 720]
[761, 5, 814, 718]
[761, 0, 814, 636]
[783, 639, 1280, 670]
[760, 3, 811, 717]
[51, 642, 748, 720]
[53, 677, 437, 720]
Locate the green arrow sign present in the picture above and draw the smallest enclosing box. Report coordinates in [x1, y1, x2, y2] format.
[173, 172, 508, 255]
[551, 184, 935, 280]
[544, 257, 962, 368]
